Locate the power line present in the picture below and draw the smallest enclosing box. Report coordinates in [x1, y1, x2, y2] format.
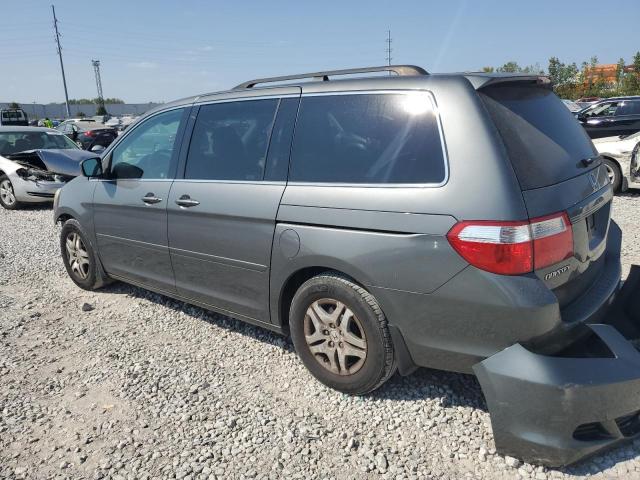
[51, 4, 70, 117]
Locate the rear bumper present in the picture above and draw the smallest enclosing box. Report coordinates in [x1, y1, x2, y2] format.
[474, 265, 640, 466]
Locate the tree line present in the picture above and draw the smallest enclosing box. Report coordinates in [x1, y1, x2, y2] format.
[482, 52, 640, 100]
[68, 98, 125, 105]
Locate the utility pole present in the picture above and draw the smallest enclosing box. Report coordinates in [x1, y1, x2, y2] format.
[385, 30, 392, 74]
[92, 59, 105, 114]
[51, 5, 70, 118]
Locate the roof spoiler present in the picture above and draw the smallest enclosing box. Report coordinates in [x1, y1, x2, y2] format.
[233, 65, 429, 89]
[465, 74, 552, 90]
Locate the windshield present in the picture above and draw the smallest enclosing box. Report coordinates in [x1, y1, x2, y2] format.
[582, 101, 619, 118]
[0, 130, 79, 156]
[480, 84, 598, 190]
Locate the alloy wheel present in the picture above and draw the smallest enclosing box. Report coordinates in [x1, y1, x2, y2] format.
[605, 163, 616, 184]
[65, 232, 90, 280]
[303, 298, 367, 376]
[0, 179, 16, 206]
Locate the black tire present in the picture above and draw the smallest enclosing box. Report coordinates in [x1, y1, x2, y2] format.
[289, 273, 396, 395]
[60, 219, 111, 290]
[0, 174, 22, 210]
[604, 158, 622, 193]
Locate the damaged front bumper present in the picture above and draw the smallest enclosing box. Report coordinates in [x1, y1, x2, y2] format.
[474, 265, 640, 467]
[12, 173, 67, 202]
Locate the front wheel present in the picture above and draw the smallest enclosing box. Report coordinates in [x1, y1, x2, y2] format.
[289, 273, 396, 395]
[0, 175, 21, 210]
[60, 219, 111, 290]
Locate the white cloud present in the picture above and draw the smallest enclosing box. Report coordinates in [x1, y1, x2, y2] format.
[128, 61, 159, 69]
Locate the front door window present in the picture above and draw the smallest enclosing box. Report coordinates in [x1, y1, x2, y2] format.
[109, 108, 185, 179]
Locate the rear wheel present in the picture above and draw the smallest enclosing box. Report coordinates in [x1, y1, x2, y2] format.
[603, 158, 622, 193]
[289, 273, 396, 395]
[0, 175, 21, 210]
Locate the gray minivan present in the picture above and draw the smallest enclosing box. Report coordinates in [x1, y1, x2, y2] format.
[54, 66, 640, 466]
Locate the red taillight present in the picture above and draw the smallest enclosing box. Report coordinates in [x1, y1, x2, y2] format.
[84, 130, 95, 137]
[447, 212, 573, 276]
[530, 212, 573, 270]
[447, 220, 533, 275]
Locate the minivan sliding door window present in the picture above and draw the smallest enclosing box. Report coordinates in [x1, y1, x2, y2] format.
[185, 99, 279, 181]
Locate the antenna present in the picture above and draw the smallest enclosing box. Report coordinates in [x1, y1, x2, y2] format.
[51, 5, 70, 118]
[92, 59, 105, 113]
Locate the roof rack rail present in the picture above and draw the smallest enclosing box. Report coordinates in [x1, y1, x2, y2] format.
[233, 65, 429, 89]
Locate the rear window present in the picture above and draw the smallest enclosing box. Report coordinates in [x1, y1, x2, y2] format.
[479, 85, 597, 190]
[2, 111, 25, 120]
[289, 93, 446, 184]
[617, 100, 640, 116]
[0, 131, 78, 155]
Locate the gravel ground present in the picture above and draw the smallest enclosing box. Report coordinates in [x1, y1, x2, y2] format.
[1, 191, 639, 480]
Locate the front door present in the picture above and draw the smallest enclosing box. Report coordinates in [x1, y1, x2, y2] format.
[168, 94, 299, 323]
[93, 107, 188, 292]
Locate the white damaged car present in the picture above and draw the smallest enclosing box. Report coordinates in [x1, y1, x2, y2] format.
[0, 127, 96, 210]
[593, 130, 640, 193]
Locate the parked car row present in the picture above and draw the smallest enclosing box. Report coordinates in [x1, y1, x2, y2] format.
[104, 114, 138, 131]
[56, 119, 118, 151]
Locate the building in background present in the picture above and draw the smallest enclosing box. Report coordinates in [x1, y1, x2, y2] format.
[0, 102, 162, 120]
[584, 63, 636, 87]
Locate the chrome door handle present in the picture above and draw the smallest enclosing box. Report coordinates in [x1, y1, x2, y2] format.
[142, 193, 162, 204]
[175, 195, 200, 208]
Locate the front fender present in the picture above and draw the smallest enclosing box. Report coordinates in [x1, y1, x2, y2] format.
[53, 177, 97, 243]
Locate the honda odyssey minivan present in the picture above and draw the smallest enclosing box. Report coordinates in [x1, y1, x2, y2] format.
[54, 65, 640, 466]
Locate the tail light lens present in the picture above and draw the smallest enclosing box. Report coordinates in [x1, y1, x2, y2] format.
[84, 130, 95, 137]
[447, 212, 573, 276]
[530, 212, 573, 270]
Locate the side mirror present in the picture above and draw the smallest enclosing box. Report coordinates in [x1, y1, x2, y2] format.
[80, 157, 103, 178]
[90, 144, 106, 153]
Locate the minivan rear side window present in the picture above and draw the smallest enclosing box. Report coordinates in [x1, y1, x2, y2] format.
[185, 99, 278, 181]
[289, 93, 446, 184]
[480, 85, 598, 190]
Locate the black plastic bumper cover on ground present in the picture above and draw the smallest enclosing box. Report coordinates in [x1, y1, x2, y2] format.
[474, 265, 640, 467]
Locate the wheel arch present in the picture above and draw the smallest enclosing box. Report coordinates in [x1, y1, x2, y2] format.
[276, 266, 363, 331]
[601, 154, 621, 171]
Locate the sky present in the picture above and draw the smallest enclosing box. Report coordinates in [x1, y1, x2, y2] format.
[1, 0, 639, 104]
